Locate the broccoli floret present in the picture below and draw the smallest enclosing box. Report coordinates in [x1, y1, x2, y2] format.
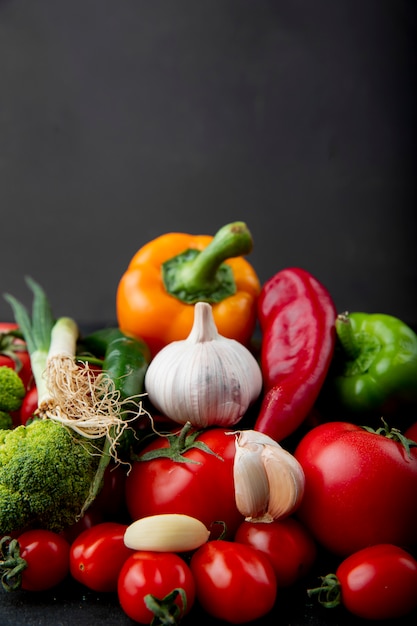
[0, 412, 13, 430]
[0, 366, 25, 413]
[0, 419, 102, 535]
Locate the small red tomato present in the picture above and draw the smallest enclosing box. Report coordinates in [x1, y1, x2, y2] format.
[309, 544, 417, 620]
[70, 522, 133, 592]
[234, 516, 317, 587]
[118, 551, 195, 624]
[19, 386, 38, 425]
[15, 529, 70, 591]
[190, 540, 277, 623]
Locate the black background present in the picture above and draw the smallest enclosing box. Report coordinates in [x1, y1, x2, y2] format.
[0, 0, 416, 329]
[1, 1, 417, 624]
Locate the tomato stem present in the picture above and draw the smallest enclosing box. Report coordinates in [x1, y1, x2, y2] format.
[0, 536, 28, 592]
[307, 573, 341, 609]
[145, 587, 187, 625]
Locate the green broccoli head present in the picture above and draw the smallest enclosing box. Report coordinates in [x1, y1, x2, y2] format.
[0, 412, 13, 430]
[0, 419, 102, 535]
[0, 366, 26, 413]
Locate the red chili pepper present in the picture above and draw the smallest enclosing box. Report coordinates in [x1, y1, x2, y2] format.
[254, 267, 337, 442]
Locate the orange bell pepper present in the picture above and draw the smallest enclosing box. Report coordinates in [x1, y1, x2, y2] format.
[116, 222, 261, 357]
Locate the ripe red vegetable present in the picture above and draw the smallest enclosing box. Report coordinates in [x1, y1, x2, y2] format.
[125, 425, 244, 538]
[234, 517, 317, 587]
[70, 522, 133, 592]
[308, 544, 417, 620]
[0, 529, 70, 592]
[254, 267, 336, 442]
[294, 420, 417, 556]
[118, 551, 195, 624]
[190, 539, 277, 623]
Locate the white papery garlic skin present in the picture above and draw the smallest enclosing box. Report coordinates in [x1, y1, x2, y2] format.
[233, 429, 305, 522]
[144, 302, 263, 428]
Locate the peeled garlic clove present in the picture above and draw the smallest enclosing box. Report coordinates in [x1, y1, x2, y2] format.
[233, 430, 305, 522]
[124, 513, 210, 552]
[144, 302, 263, 428]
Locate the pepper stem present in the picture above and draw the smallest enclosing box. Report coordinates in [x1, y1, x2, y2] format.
[335, 312, 361, 360]
[162, 222, 253, 304]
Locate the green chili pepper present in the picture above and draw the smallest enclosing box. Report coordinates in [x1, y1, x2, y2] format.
[321, 312, 417, 419]
[81, 328, 151, 403]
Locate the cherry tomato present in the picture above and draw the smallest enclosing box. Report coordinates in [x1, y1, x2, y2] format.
[309, 544, 417, 620]
[190, 540, 277, 623]
[125, 426, 244, 538]
[70, 522, 133, 592]
[19, 386, 38, 425]
[0, 322, 32, 390]
[234, 516, 317, 587]
[118, 551, 195, 624]
[294, 421, 417, 556]
[17, 529, 70, 591]
[60, 508, 104, 545]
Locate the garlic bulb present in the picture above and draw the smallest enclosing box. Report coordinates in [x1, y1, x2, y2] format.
[144, 301, 263, 428]
[233, 429, 305, 522]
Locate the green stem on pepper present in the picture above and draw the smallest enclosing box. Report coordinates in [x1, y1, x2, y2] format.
[162, 221, 253, 304]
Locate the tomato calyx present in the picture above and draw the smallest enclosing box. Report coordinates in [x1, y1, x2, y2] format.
[145, 587, 187, 625]
[137, 421, 224, 464]
[0, 536, 28, 592]
[307, 573, 341, 609]
[0, 331, 27, 372]
[362, 417, 417, 458]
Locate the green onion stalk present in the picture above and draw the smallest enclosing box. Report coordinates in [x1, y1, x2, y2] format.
[4, 277, 148, 514]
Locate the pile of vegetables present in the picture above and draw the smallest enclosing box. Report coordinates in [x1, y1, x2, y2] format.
[1, 221, 417, 625]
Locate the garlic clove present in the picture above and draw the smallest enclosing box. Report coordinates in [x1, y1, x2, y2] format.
[261, 444, 305, 521]
[233, 440, 270, 519]
[144, 302, 263, 428]
[124, 513, 210, 552]
[233, 429, 305, 522]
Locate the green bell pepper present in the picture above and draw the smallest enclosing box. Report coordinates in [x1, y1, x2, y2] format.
[321, 311, 417, 418]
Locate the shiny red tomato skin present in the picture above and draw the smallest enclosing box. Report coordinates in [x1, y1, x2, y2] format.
[17, 529, 70, 591]
[234, 517, 317, 587]
[19, 386, 38, 425]
[336, 544, 417, 620]
[294, 421, 417, 556]
[70, 522, 133, 592]
[118, 551, 195, 624]
[125, 428, 244, 538]
[190, 540, 277, 623]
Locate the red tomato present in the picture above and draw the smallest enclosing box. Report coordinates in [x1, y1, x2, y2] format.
[234, 516, 317, 587]
[16, 529, 70, 591]
[60, 508, 104, 544]
[93, 461, 128, 520]
[294, 421, 417, 556]
[310, 544, 417, 620]
[190, 540, 277, 623]
[19, 386, 38, 425]
[118, 551, 195, 624]
[0, 322, 32, 390]
[70, 522, 133, 592]
[405, 421, 417, 443]
[125, 427, 244, 538]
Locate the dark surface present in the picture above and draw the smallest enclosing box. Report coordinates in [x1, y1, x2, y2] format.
[0, 0, 416, 327]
